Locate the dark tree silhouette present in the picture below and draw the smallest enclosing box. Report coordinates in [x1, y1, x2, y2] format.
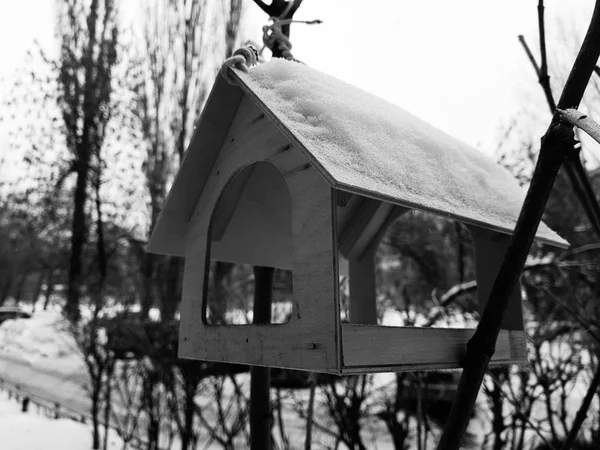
[56, 0, 119, 323]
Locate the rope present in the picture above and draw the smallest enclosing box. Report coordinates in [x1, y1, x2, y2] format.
[220, 17, 321, 84]
[220, 45, 259, 85]
[260, 18, 322, 62]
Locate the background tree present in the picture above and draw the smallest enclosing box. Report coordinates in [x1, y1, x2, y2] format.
[56, 0, 119, 322]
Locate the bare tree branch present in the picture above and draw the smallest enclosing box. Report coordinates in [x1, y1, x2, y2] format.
[558, 108, 600, 146]
[518, 35, 541, 78]
[560, 362, 600, 450]
[252, 0, 271, 16]
[437, 2, 600, 448]
[520, 1, 600, 243]
[538, 0, 552, 103]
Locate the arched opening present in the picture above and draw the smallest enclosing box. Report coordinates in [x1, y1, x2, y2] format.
[203, 161, 293, 325]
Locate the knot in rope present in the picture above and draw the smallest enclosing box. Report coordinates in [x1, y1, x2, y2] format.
[262, 18, 295, 61]
[260, 18, 322, 62]
[220, 45, 259, 85]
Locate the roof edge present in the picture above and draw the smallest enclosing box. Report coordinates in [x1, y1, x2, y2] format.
[147, 74, 245, 256]
[333, 182, 569, 249]
[230, 69, 339, 189]
[232, 68, 568, 250]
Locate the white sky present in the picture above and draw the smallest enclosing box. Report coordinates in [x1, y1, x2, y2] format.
[0, 0, 595, 160]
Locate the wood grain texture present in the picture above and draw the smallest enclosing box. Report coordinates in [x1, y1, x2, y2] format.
[211, 164, 256, 241]
[179, 94, 340, 373]
[211, 162, 293, 269]
[341, 325, 527, 372]
[147, 76, 244, 255]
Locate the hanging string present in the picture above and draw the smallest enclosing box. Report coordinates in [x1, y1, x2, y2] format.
[260, 17, 322, 62]
[220, 16, 322, 84]
[220, 45, 259, 85]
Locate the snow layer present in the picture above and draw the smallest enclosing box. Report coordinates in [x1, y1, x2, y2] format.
[0, 310, 84, 377]
[0, 390, 123, 450]
[237, 59, 566, 247]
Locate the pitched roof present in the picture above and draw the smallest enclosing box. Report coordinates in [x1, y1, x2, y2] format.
[148, 59, 567, 255]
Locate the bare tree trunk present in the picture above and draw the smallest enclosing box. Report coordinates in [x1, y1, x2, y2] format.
[142, 254, 155, 318]
[58, 0, 118, 323]
[92, 375, 102, 450]
[180, 371, 198, 450]
[437, 1, 600, 447]
[0, 276, 12, 305]
[488, 370, 506, 450]
[305, 373, 317, 450]
[66, 158, 89, 323]
[31, 270, 45, 312]
[43, 268, 55, 310]
[161, 257, 182, 321]
[103, 362, 114, 450]
[224, 0, 243, 58]
[14, 270, 30, 305]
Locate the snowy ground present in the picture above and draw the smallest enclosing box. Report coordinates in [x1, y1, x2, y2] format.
[0, 309, 396, 449]
[0, 388, 123, 450]
[0, 308, 591, 449]
[0, 309, 90, 418]
[0, 308, 85, 377]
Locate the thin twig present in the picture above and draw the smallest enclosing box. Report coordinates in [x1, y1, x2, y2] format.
[530, 281, 600, 346]
[558, 108, 600, 146]
[304, 372, 317, 450]
[487, 374, 557, 450]
[538, 0, 549, 80]
[560, 363, 600, 450]
[437, 2, 600, 448]
[521, 2, 600, 241]
[518, 35, 541, 77]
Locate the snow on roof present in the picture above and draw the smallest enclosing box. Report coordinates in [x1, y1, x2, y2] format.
[234, 59, 566, 247]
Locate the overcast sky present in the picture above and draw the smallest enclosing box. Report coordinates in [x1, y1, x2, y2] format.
[0, 0, 595, 161]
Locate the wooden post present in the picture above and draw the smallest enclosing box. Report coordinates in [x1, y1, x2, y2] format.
[470, 230, 524, 331]
[349, 247, 377, 324]
[250, 266, 274, 450]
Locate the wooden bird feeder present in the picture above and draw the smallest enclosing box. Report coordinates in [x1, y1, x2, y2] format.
[148, 59, 567, 374]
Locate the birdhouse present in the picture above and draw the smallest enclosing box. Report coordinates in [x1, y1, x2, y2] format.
[148, 59, 567, 374]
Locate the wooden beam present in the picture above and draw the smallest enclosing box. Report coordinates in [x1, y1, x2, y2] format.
[348, 247, 377, 325]
[346, 204, 407, 324]
[469, 228, 525, 331]
[180, 108, 340, 371]
[335, 189, 353, 207]
[341, 325, 527, 372]
[339, 198, 397, 260]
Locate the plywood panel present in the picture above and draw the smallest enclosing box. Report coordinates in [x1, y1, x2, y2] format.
[338, 197, 381, 258]
[148, 77, 244, 256]
[341, 324, 527, 372]
[211, 165, 256, 241]
[179, 94, 340, 372]
[211, 162, 293, 269]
